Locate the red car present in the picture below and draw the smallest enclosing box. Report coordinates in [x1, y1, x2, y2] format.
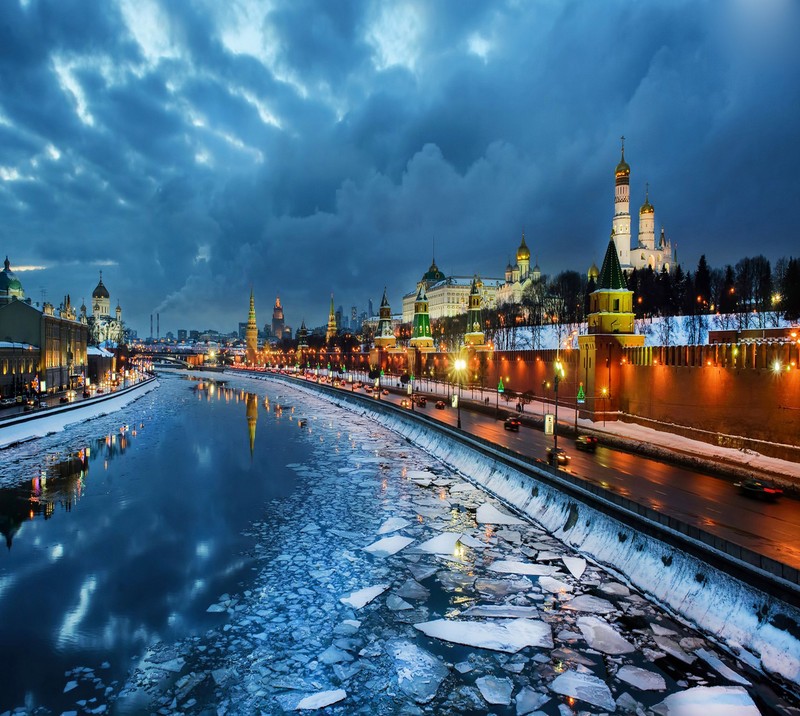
[435, 400, 446, 409]
[575, 435, 598, 452]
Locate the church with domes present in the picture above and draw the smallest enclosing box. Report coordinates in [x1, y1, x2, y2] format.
[82, 273, 124, 346]
[610, 138, 674, 274]
[495, 232, 542, 306]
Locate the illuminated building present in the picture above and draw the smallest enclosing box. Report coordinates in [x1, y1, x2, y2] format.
[409, 285, 434, 350]
[374, 288, 396, 349]
[402, 256, 502, 322]
[495, 232, 543, 306]
[464, 277, 486, 346]
[271, 296, 285, 338]
[246, 290, 258, 364]
[326, 294, 337, 343]
[610, 138, 674, 273]
[84, 273, 124, 346]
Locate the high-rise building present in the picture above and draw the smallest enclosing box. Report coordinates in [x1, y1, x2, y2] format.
[246, 290, 258, 364]
[271, 296, 285, 339]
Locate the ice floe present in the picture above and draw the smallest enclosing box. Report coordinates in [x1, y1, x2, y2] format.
[549, 669, 616, 711]
[377, 516, 411, 534]
[488, 560, 558, 576]
[476, 503, 526, 525]
[562, 556, 586, 579]
[577, 616, 635, 654]
[339, 584, 389, 609]
[293, 688, 346, 710]
[562, 594, 616, 614]
[362, 535, 414, 557]
[475, 675, 513, 705]
[390, 640, 448, 704]
[617, 664, 666, 690]
[652, 685, 760, 715]
[410, 532, 462, 554]
[414, 618, 553, 653]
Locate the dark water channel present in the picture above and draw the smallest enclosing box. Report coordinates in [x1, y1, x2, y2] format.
[0, 375, 298, 714]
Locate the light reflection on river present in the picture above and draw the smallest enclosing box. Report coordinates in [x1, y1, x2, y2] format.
[0, 374, 305, 714]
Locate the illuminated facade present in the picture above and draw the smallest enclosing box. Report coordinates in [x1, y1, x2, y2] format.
[495, 232, 542, 306]
[246, 290, 258, 364]
[84, 273, 124, 346]
[464, 277, 485, 346]
[409, 285, 434, 350]
[610, 139, 674, 274]
[374, 288, 396, 349]
[271, 296, 285, 338]
[326, 294, 337, 343]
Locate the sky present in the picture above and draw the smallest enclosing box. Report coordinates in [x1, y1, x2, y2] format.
[0, 0, 799, 337]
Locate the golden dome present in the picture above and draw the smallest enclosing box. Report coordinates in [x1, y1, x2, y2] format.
[588, 262, 600, 280]
[516, 233, 530, 261]
[640, 184, 654, 214]
[615, 137, 630, 178]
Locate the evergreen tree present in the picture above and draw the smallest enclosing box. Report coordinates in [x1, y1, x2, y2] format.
[783, 257, 800, 321]
[719, 265, 736, 314]
[695, 255, 711, 312]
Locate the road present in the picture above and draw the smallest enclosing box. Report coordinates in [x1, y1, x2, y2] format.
[325, 376, 800, 572]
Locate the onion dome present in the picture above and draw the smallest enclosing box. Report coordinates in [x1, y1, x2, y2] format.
[92, 273, 110, 299]
[588, 262, 600, 280]
[615, 137, 630, 178]
[640, 184, 654, 214]
[516, 232, 530, 261]
[0, 257, 22, 293]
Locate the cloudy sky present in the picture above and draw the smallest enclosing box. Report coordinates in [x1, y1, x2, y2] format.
[1, 0, 798, 337]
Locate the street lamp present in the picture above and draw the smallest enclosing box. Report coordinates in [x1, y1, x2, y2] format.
[601, 386, 608, 427]
[455, 358, 466, 429]
[553, 359, 565, 452]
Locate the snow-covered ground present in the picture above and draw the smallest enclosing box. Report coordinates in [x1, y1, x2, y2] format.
[112, 369, 797, 714]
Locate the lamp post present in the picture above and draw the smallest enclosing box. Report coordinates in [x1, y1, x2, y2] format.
[553, 359, 565, 453]
[455, 357, 466, 429]
[601, 386, 608, 427]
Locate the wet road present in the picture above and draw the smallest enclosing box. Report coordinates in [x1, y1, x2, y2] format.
[315, 378, 800, 572]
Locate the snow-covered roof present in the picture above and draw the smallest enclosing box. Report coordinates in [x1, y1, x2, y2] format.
[88, 345, 114, 357]
[0, 340, 37, 350]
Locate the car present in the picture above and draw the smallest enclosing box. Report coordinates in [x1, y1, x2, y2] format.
[734, 479, 783, 501]
[504, 417, 521, 431]
[575, 435, 598, 452]
[415, 396, 427, 407]
[382, 389, 389, 396]
[546, 447, 570, 466]
[83, 391, 91, 398]
[435, 400, 446, 409]
[37, 401, 49, 408]
[400, 399, 411, 408]
[0, 397, 16, 407]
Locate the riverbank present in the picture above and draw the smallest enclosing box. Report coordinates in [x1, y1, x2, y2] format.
[0, 376, 159, 448]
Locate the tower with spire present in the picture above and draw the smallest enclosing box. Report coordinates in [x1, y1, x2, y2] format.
[374, 288, 396, 348]
[297, 319, 309, 348]
[611, 136, 632, 269]
[271, 296, 285, 339]
[409, 285, 434, 350]
[464, 276, 485, 346]
[246, 290, 258, 364]
[326, 293, 337, 343]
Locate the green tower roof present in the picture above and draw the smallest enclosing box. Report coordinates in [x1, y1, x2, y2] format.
[597, 237, 628, 290]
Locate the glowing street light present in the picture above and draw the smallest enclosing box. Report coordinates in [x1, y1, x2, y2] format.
[454, 357, 467, 429]
[553, 359, 565, 452]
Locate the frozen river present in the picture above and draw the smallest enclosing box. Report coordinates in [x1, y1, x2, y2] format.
[0, 372, 792, 714]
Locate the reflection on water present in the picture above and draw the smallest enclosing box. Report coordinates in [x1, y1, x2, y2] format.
[0, 374, 306, 714]
[0, 423, 141, 550]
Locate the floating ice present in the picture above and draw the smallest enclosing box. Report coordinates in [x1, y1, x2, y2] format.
[411, 532, 462, 554]
[64, 680, 78, 693]
[652, 685, 760, 715]
[538, 576, 573, 593]
[475, 675, 513, 705]
[458, 533, 486, 549]
[599, 581, 630, 597]
[339, 584, 389, 609]
[651, 623, 678, 637]
[476, 503, 526, 525]
[653, 635, 696, 664]
[577, 616, 636, 655]
[617, 664, 666, 690]
[475, 577, 533, 597]
[414, 618, 553, 653]
[396, 578, 430, 600]
[515, 686, 550, 714]
[695, 648, 750, 686]
[294, 689, 347, 710]
[562, 556, 586, 579]
[377, 517, 411, 535]
[387, 594, 413, 611]
[390, 640, 448, 704]
[489, 560, 557, 576]
[318, 645, 353, 664]
[549, 670, 616, 711]
[363, 535, 414, 557]
[449, 482, 479, 493]
[562, 594, 616, 614]
[462, 604, 539, 619]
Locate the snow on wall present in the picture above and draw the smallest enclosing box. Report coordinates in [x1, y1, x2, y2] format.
[261, 375, 800, 688]
[0, 378, 159, 448]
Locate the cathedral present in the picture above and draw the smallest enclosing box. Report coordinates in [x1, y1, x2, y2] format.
[610, 139, 674, 274]
[494, 232, 542, 306]
[82, 273, 124, 346]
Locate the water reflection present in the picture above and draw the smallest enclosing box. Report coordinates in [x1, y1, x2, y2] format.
[0, 424, 142, 549]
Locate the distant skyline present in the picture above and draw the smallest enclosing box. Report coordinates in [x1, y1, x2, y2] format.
[1, 0, 799, 336]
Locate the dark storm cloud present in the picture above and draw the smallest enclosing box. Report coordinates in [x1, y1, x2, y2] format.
[0, 0, 798, 336]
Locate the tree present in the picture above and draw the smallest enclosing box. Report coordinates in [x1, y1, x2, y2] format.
[719, 265, 736, 314]
[782, 257, 800, 321]
[695, 255, 711, 312]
